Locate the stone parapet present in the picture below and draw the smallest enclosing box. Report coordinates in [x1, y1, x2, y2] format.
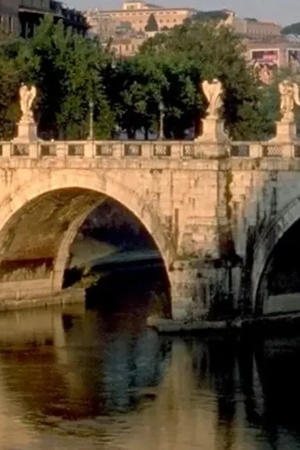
[0, 140, 300, 161]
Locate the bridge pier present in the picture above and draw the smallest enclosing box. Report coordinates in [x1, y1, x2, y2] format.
[169, 260, 220, 320]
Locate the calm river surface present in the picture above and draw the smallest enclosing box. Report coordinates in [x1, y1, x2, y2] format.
[1, 276, 300, 449]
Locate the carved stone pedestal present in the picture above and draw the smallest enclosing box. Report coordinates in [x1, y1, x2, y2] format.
[274, 120, 297, 142]
[196, 118, 228, 143]
[194, 118, 228, 157]
[14, 119, 38, 142]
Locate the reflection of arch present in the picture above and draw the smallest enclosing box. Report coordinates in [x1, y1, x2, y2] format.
[252, 197, 300, 313]
[0, 169, 174, 295]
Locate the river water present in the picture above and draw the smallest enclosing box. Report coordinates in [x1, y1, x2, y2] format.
[1, 274, 300, 449]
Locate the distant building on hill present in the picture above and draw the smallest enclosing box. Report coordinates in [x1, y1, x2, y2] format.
[220, 11, 282, 38]
[84, 1, 195, 36]
[245, 38, 300, 81]
[0, 0, 88, 37]
[86, 3, 296, 77]
[110, 36, 147, 58]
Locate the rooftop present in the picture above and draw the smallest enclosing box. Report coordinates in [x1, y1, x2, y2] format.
[85, 1, 196, 14]
[145, 3, 162, 8]
[86, 7, 196, 13]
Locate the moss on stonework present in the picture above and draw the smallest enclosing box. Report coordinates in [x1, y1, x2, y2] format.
[254, 158, 261, 169]
[225, 169, 233, 221]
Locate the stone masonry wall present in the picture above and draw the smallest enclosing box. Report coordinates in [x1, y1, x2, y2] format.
[2, 141, 300, 317]
[0, 151, 221, 318]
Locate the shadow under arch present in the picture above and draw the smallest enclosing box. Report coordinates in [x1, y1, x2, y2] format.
[0, 169, 174, 308]
[252, 197, 300, 314]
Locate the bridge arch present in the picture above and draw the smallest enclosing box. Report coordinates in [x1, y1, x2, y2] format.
[0, 169, 174, 306]
[252, 197, 300, 313]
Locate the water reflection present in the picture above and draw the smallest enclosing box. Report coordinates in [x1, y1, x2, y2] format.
[1, 295, 300, 448]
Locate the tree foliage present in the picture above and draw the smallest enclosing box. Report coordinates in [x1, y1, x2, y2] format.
[188, 10, 229, 25]
[0, 32, 23, 139]
[138, 21, 273, 139]
[145, 13, 159, 33]
[282, 23, 300, 35]
[0, 16, 277, 141]
[0, 16, 115, 140]
[19, 16, 115, 139]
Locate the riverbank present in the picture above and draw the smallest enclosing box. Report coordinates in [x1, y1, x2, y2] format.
[148, 311, 300, 335]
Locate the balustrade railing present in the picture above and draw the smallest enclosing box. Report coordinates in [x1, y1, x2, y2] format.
[0, 140, 300, 159]
[230, 144, 250, 157]
[11, 144, 30, 156]
[262, 144, 282, 157]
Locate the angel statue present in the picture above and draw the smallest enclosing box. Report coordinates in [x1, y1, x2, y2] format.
[202, 79, 223, 119]
[278, 79, 300, 122]
[19, 84, 37, 121]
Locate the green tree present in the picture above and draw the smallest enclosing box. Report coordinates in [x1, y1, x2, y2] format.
[138, 21, 273, 140]
[105, 46, 199, 139]
[0, 31, 23, 139]
[187, 10, 230, 25]
[105, 55, 168, 138]
[0, 17, 278, 142]
[18, 15, 115, 139]
[282, 23, 300, 35]
[145, 14, 159, 33]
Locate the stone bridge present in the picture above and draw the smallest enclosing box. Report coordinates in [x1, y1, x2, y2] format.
[1, 138, 300, 318]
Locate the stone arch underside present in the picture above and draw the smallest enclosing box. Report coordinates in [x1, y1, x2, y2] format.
[252, 197, 300, 314]
[0, 169, 174, 304]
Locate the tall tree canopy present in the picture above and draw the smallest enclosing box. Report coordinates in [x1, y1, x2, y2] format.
[0, 16, 115, 140]
[0, 29, 24, 139]
[0, 16, 277, 141]
[282, 23, 300, 35]
[145, 13, 159, 33]
[137, 21, 274, 140]
[18, 16, 115, 139]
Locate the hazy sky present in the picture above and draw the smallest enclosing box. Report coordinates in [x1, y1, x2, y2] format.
[69, 0, 297, 26]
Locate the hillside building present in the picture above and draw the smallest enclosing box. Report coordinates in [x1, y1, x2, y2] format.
[0, 0, 88, 37]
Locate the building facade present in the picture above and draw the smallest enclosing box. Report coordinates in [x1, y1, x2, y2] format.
[85, 1, 195, 35]
[110, 36, 146, 58]
[0, 0, 88, 38]
[0, 0, 20, 34]
[243, 38, 300, 83]
[223, 12, 282, 39]
[237, 18, 281, 38]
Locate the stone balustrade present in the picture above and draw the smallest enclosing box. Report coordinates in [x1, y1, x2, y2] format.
[1, 140, 300, 159]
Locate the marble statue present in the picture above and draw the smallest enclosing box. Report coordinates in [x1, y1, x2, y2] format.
[217, 11, 235, 28]
[202, 79, 223, 119]
[278, 79, 300, 122]
[19, 84, 37, 121]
